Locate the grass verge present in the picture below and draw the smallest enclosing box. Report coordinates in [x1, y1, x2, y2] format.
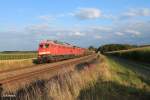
[78, 56, 150, 100]
[106, 46, 150, 63]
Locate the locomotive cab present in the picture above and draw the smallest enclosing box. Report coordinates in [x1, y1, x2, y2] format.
[38, 42, 51, 63]
[38, 43, 50, 56]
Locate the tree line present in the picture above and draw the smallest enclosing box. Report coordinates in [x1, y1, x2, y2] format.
[88, 44, 138, 53]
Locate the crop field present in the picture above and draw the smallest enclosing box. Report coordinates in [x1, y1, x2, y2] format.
[0, 52, 37, 60]
[0, 59, 34, 71]
[106, 46, 150, 63]
[0, 52, 37, 71]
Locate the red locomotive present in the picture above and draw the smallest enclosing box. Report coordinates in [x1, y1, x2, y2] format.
[38, 40, 86, 63]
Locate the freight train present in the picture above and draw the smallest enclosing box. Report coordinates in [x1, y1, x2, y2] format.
[37, 40, 87, 63]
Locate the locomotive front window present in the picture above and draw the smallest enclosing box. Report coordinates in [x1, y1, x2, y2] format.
[40, 44, 43, 48]
[45, 44, 49, 48]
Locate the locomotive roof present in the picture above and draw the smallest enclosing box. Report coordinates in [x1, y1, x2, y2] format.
[40, 40, 80, 48]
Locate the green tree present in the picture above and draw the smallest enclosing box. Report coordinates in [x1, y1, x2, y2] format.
[88, 46, 97, 51]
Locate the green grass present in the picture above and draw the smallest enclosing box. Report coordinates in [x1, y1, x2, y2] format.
[107, 57, 148, 86]
[78, 56, 150, 100]
[0, 52, 37, 60]
[106, 46, 150, 63]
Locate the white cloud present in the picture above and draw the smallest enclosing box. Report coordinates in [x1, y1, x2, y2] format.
[73, 31, 85, 36]
[38, 15, 56, 22]
[94, 35, 102, 39]
[73, 8, 102, 20]
[115, 32, 124, 36]
[26, 24, 50, 32]
[89, 26, 112, 32]
[126, 30, 141, 36]
[1, 19, 150, 51]
[122, 8, 150, 18]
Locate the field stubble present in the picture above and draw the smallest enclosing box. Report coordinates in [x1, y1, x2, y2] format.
[0, 59, 34, 71]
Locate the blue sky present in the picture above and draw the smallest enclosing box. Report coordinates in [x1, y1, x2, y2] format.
[0, 0, 150, 51]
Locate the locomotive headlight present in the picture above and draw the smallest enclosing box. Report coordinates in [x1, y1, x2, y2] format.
[39, 51, 51, 55]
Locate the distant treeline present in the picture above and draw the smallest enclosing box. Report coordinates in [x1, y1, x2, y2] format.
[0, 51, 37, 54]
[138, 44, 150, 47]
[97, 44, 137, 53]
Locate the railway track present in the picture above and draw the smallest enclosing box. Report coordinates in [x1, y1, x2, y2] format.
[0, 56, 79, 74]
[0, 54, 97, 86]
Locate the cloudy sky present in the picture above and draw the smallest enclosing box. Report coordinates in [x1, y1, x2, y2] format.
[0, 0, 150, 51]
